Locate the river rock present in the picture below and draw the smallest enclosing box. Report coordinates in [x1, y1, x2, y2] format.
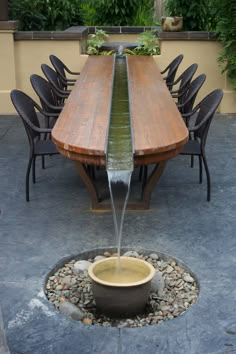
[83, 318, 92, 325]
[149, 253, 159, 260]
[58, 301, 85, 320]
[151, 271, 165, 294]
[94, 255, 106, 262]
[183, 274, 194, 283]
[74, 260, 92, 273]
[123, 251, 139, 258]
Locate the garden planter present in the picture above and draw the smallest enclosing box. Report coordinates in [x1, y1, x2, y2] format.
[161, 16, 183, 32]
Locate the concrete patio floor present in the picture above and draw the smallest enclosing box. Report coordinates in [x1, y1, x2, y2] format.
[0, 113, 236, 354]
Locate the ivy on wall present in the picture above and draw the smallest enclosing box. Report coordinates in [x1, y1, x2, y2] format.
[212, 0, 236, 88]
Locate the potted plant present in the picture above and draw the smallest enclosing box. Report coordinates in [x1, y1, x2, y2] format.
[163, 0, 215, 32]
[161, 0, 183, 32]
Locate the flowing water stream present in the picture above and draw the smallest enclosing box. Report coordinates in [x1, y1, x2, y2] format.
[106, 55, 134, 269]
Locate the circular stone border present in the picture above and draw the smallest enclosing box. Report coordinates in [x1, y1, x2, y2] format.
[44, 247, 199, 328]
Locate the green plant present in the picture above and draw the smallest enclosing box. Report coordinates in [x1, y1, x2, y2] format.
[125, 30, 160, 56]
[212, 0, 236, 88]
[165, 0, 216, 31]
[9, 0, 46, 30]
[83, 0, 154, 26]
[80, 0, 97, 26]
[9, 0, 82, 31]
[132, 1, 155, 26]
[86, 30, 109, 55]
[95, 0, 140, 26]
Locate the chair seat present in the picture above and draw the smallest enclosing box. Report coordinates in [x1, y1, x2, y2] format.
[34, 139, 59, 156]
[180, 140, 201, 155]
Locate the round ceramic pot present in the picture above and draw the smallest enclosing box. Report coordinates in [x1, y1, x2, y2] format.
[88, 256, 155, 318]
[161, 16, 183, 32]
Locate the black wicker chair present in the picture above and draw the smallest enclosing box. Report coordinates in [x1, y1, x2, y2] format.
[41, 64, 70, 101]
[161, 54, 184, 91]
[180, 89, 223, 201]
[168, 63, 198, 106]
[177, 73, 206, 117]
[49, 54, 79, 88]
[10, 89, 59, 201]
[30, 74, 63, 128]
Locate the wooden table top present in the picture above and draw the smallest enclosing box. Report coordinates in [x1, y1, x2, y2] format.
[52, 55, 188, 166]
[127, 56, 188, 157]
[52, 56, 114, 164]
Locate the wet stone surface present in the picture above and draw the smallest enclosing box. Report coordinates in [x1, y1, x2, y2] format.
[45, 251, 199, 328]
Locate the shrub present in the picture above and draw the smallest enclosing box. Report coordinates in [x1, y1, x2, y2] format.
[9, 0, 82, 31]
[165, 0, 217, 31]
[212, 0, 236, 88]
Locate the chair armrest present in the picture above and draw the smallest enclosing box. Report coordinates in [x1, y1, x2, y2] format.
[160, 66, 169, 75]
[36, 103, 62, 116]
[25, 116, 52, 133]
[65, 67, 80, 76]
[57, 71, 76, 84]
[189, 110, 212, 133]
[181, 101, 201, 118]
[40, 110, 61, 118]
[50, 84, 70, 97]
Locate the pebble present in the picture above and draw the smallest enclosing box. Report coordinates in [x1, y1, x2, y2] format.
[46, 252, 198, 328]
[149, 253, 159, 260]
[123, 251, 139, 257]
[166, 266, 174, 274]
[74, 260, 92, 273]
[94, 255, 106, 262]
[183, 275, 195, 283]
[104, 251, 111, 257]
[83, 318, 93, 325]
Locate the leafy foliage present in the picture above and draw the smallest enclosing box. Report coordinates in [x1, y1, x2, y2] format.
[9, 0, 46, 30]
[165, 0, 217, 31]
[124, 31, 160, 56]
[94, 0, 140, 26]
[79, 1, 97, 26]
[80, 0, 155, 26]
[86, 30, 109, 55]
[9, 0, 82, 31]
[212, 0, 236, 88]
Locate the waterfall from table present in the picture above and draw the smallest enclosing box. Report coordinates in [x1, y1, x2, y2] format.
[106, 55, 133, 268]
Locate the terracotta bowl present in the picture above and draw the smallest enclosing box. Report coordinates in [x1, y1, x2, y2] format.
[88, 256, 155, 318]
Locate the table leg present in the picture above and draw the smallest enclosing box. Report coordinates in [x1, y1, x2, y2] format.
[75, 160, 167, 211]
[140, 161, 167, 209]
[74, 161, 101, 209]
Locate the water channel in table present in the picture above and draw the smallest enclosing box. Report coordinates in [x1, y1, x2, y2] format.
[106, 55, 133, 273]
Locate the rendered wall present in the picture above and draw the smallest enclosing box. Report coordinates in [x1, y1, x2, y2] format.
[14, 40, 88, 104]
[0, 27, 235, 114]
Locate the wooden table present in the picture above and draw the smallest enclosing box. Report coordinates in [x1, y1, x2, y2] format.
[52, 56, 188, 210]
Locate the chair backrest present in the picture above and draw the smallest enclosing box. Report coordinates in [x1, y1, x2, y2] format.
[180, 73, 206, 115]
[41, 63, 65, 94]
[30, 74, 59, 114]
[194, 89, 223, 144]
[165, 54, 184, 90]
[49, 54, 67, 88]
[10, 89, 41, 146]
[176, 63, 198, 98]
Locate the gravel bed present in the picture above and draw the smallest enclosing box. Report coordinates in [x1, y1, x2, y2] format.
[45, 251, 199, 328]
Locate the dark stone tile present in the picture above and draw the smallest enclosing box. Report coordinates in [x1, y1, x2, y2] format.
[96, 26, 121, 33]
[1, 113, 236, 353]
[122, 26, 144, 33]
[158, 31, 189, 40]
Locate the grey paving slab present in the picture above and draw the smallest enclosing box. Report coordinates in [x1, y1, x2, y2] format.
[0, 114, 236, 354]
